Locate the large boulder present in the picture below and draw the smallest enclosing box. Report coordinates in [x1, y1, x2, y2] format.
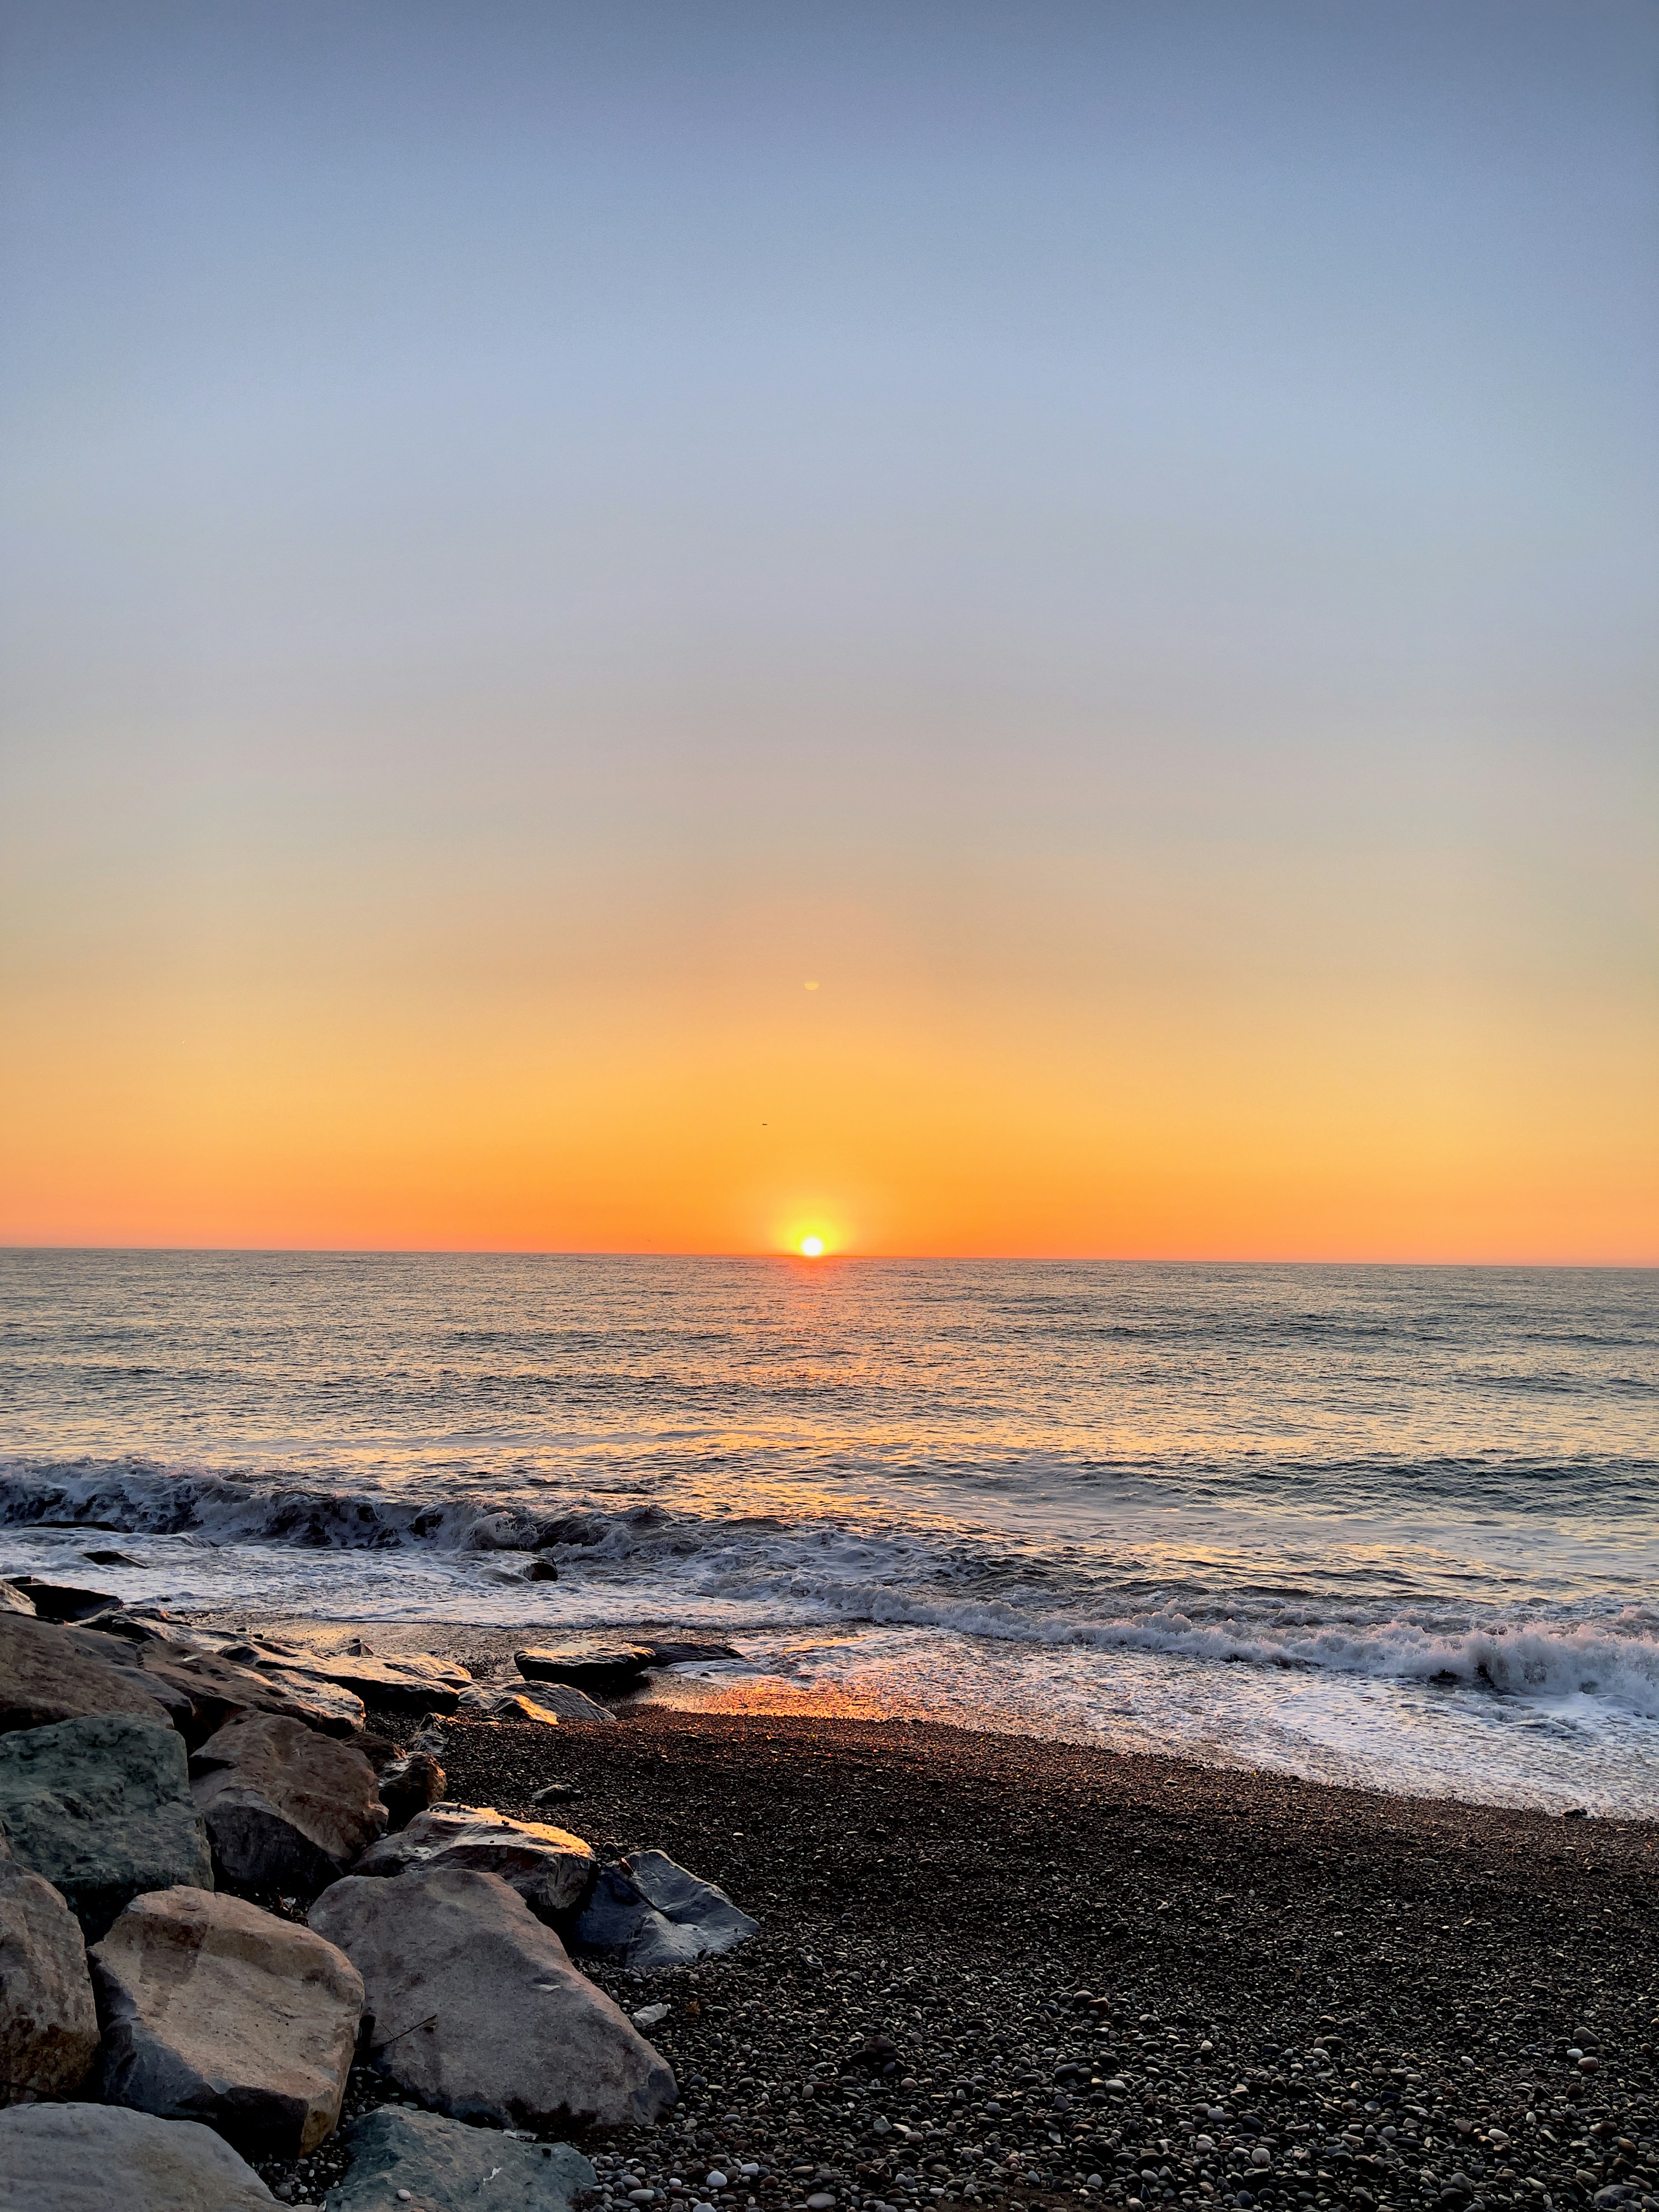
[0, 1613, 175, 1737]
[458, 1680, 616, 1725]
[91, 1886, 364, 2157]
[352, 1804, 595, 1916]
[309, 1865, 676, 2129]
[273, 1647, 470, 1716]
[190, 1716, 386, 1893]
[574, 1848, 758, 1971]
[0, 2102, 276, 2208]
[515, 1644, 654, 1694]
[124, 1644, 367, 1745]
[0, 1590, 33, 1621]
[1, 1581, 117, 1624]
[0, 1861, 99, 2102]
[0, 1714, 211, 1939]
[331, 2107, 595, 2211]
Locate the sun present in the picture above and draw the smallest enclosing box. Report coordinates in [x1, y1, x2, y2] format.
[798, 1235, 826, 1258]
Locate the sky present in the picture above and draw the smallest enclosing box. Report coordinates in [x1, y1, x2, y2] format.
[1, 0, 1655, 1260]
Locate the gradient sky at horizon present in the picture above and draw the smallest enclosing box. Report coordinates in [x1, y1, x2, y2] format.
[2, 0, 1656, 1259]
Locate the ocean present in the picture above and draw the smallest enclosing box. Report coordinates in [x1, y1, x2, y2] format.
[0, 1249, 1655, 1815]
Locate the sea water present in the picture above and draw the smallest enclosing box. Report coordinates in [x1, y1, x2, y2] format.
[0, 1250, 1655, 1815]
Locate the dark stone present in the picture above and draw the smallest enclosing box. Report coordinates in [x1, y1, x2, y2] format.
[2, 1579, 120, 1624]
[515, 1645, 656, 1694]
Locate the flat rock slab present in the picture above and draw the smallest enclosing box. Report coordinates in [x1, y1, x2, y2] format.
[459, 1681, 616, 1725]
[515, 1644, 654, 1692]
[0, 1860, 99, 2102]
[191, 1714, 386, 1894]
[354, 1803, 595, 1916]
[0, 1591, 33, 1620]
[92, 1885, 364, 2157]
[309, 1864, 676, 2129]
[574, 1848, 758, 1972]
[0, 1714, 212, 1939]
[331, 2107, 595, 2210]
[0, 2101, 276, 2209]
[0, 1612, 175, 1737]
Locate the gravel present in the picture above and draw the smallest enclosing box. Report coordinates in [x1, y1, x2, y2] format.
[234, 1695, 1658, 2212]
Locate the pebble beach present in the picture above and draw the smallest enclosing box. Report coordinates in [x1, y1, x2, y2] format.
[260, 1688, 1659, 2212]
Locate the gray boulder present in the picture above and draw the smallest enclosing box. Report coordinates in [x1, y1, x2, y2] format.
[0, 1613, 174, 1737]
[457, 1680, 616, 1725]
[190, 1715, 386, 1893]
[0, 1714, 211, 1939]
[330, 2108, 595, 2211]
[0, 1861, 99, 2102]
[573, 1848, 758, 1971]
[309, 1865, 676, 2128]
[352, 1804, 595, 1916]
[92, 1885, 364, 2157]
[0, 2102, 276, 2208]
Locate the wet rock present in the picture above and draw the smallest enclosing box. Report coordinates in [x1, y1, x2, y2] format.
[516, 1644, 656, 1694]
[190, 1714, 386, 1893]
[0, 1713, 212, 1939]
[309, 1864, 677, 2128]
[329, 2107, 595, 2211]
[0, 1611, 176, 1737]
[375, 1750, 448, 1831]
[0, 1579, 119, 1624]
[0, 2100, 278, 2208]
[92, 1886, 364, 2157]
[352, 1802, 595, 1915]
[573, 1848, 758, 1971]
[0, 1860, 99, 2102]
[460, 1680, 617, 1726]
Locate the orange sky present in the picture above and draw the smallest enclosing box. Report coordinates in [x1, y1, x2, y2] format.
[3, 4, 1656, 1262]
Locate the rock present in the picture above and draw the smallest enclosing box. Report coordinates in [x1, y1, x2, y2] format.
[0, 1713, 212, 1938]
[91, 1886, 364, 2157]
[641, 1640, 742, 1668]
[516, 1644, 654, 1694]
[329, 2107, 595, 2211]
[65, 1632, 366, 1746]
[274, 1650, 470, 1714]
[352, 1804, 595, 1916]
[0, 2101, 278, 2208]
[0, 1612, 176, 1737]
[376, 1751, 447, 1831]
[632, 2001, 670, 2028]
[308, 1865, 677, 2128]
[0, 1589, 33, 1620]
[0, 1860, 99, 2102]
[190, 1715, 386, 1894]
[573, 1848, 758, 1971]
[458, 1680, 617, 1725]
[524, 1558, 560, 1582]
[0, 1579, 119, 1624]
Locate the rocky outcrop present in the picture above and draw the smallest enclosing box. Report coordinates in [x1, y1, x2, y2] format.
[352, 1803, 595, 1916]
[0, 2101, 278, 2208]
[1, 1580, 118, 1624]
[0, 1714, 212, 1939]
[0, 1613, 175, 1737]
[190, 1716, 386, 1894]
[91, 1886, 364, 2157]
[574, 1848, 759, 1971]
[309, 1865, 676, 2129]
[0, 1861, 99, 2102]
[0, 1588, 34, 1620]
[331, 2107, 594, 2210]
[458, 1680, 616, 1725]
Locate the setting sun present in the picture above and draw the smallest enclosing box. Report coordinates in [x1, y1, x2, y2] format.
[798, 1235, 826, 1258]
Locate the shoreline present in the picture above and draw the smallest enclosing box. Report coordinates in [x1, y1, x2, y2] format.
[278, 1692, 1659, 2212]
